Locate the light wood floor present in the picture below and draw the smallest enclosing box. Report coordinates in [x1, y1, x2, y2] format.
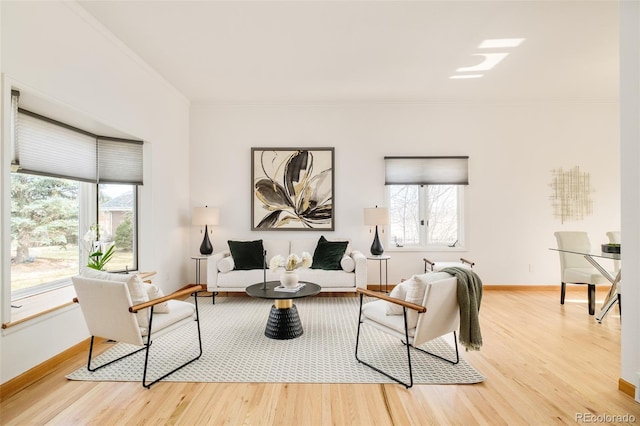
[1, 288, 638, 425]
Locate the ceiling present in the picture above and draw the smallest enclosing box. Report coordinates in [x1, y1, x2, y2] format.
[77, 1, 619, 104]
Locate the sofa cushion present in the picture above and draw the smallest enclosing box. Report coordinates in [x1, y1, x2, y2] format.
[362, 300, 416, 337]
[263, 240, 290, 263]
[340, 255, 355, 272]
[290, 238, 319, 256]
[311, 236, 348, 270]
[218, 256, 235, 273]
[291, 237, 352, 256]
[228, 240, 265, 270]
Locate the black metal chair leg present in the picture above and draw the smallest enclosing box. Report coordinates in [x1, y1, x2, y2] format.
[142, 294, 204, 388]
[410, 331, 460, 365]
[560, 282, 566, 304]
[87, 336, 147, 372]
[618, 294, 621, 317]
[87, 295, 204, 389]
[357, 296, 467, 389]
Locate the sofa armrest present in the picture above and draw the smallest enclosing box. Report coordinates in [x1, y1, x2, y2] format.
[351, 250, 367, 290]
[206, 251, 230, 291]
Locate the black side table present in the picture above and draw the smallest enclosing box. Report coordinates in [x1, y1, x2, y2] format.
[246, 281, 321, 339]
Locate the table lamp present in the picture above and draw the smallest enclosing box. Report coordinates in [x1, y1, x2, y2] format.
[192, 206, 219, 255]
[364, 206, 389, 256]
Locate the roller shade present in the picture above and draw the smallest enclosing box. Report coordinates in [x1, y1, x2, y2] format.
[11, 91, 143, 185]
[384, 156, 469, 185]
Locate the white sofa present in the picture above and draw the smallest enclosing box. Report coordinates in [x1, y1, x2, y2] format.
[206, 238, 367, 296]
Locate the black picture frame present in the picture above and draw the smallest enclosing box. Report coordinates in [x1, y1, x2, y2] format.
[251, 148, 335, 231]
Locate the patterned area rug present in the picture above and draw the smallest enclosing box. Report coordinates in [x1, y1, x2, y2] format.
[66, 296, 484, 385]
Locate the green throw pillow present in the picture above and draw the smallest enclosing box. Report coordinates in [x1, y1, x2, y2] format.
[311, 236, 348, 270]
[228, 240, 265, 270]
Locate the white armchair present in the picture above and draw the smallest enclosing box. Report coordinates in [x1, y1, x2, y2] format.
[72, 274, 204, 388]
[355, 274, 460, 388]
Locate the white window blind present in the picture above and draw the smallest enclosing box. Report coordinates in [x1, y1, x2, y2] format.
[11, 91, 143, 185]
[16, 110, 97, 182]
[384, 156, 469, 185]
[98, 138, 143, 185]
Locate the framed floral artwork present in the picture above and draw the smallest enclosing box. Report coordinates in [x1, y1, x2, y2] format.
[251, 148, 335, 230]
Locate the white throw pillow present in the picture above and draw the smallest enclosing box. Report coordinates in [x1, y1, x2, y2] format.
[404, 275, 427, 329]
[340, 255, 355, 272]
[385, 280, 409, 315]
[125, 275, 151, 329]
[146, 284, 169, 313]
[218, 256, 235, 273]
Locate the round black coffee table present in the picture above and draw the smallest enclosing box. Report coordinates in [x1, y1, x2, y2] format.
[246, 281, 321, 340]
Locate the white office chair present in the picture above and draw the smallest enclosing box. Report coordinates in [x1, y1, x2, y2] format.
[72, 274, 204, 388]
[554, 231, 612, 315]
[355, 274, 461, 388]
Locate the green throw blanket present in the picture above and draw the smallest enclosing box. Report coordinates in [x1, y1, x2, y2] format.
[441, 267, 483, 351]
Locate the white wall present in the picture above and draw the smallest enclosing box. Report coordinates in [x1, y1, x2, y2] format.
[620, 0, 640, 397]
[0, 2, 190, 383]
[190, 102, 619, 285]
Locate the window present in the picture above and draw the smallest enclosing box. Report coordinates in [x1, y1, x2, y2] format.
[388, 184, 464, 248]
[384, 156, 468, 250]
[98, 184, 137, 272]
[9, 90, 142, 300]
[10, 174, 82, 297]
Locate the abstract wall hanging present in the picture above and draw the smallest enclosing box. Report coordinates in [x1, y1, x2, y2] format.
[550, 166, 594, 223]
[251, 148, 334, 230]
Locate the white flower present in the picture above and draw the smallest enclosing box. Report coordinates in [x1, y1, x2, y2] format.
[269, 252, 312, 271]
[269, 255, 284, 272]
[83, 228, 97, 243]
[300, 252, 312, 268]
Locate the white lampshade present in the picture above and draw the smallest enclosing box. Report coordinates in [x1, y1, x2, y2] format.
[364, 207, 389, 226]
[192, 206, 219, 226]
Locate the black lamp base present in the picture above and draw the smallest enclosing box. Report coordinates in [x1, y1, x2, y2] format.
[370, 226, 384, 256]
[200, 225, 213, 255]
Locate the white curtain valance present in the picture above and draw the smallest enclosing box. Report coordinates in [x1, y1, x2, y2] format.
[384, 156, 469, 185]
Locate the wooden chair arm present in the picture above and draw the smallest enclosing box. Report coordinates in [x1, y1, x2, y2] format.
[459, 257, 475, 267]
[130, 285, 205, 313]
[356, 288, 426, 313]
[423, 258, 434, 272]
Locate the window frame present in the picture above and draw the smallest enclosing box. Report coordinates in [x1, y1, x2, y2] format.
[386, 184, 467, 251]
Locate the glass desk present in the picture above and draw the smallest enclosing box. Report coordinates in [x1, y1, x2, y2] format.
[549, 248, 621, 322]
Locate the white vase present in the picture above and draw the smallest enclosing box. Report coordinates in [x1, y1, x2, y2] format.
[280, 270, 299, 289]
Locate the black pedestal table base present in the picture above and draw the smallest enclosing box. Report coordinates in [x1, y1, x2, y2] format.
[265, 304, 303, 339]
